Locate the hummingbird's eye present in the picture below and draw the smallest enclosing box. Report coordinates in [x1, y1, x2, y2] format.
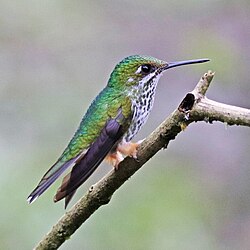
[141, 64, 153, 74]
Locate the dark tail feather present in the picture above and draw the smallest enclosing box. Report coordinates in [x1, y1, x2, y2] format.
[27, 156, 79, 204]
[64, 191, 76, 209]
[54, 140, 111, 206]
[52, 172, 77, 208]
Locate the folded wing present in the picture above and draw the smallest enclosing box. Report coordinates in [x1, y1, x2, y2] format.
[54, 108, 128, 208]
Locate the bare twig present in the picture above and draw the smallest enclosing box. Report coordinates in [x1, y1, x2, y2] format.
[35, 71, 250, 250]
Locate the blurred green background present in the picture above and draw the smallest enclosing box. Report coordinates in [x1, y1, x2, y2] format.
[1, 1, 250, 249]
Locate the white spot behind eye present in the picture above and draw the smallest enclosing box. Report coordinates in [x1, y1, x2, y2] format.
[135, 66, 142, 74]
[127, 77, 134, 83]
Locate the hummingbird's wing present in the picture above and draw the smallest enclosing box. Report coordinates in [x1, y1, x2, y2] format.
[54, 108, 128, 208]
[27, 91, 132, 207]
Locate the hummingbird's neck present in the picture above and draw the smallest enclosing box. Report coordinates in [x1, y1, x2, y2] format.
[123, 73, 162, 142]
[127, 72, 162, 100]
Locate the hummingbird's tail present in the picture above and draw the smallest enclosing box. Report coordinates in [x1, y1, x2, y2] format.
[54, 149, 105, 209]
[27, 156, 80, 204]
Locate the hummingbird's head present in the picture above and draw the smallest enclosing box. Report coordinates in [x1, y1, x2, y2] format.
[108, 55, 167, 89]
[107, 55, 209, 91]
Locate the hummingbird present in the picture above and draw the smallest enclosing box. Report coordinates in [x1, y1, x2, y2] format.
[27, 55, 209, 208]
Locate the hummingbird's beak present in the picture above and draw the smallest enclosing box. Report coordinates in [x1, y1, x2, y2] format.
[162, 58, 210, 71]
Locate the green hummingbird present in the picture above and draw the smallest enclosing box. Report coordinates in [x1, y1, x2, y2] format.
[27, 55, 209, 208]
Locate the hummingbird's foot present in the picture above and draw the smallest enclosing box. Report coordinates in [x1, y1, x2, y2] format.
[105, 142, 140, 169]
[118, 142, 139, 159]
[105, 151, 124, 170]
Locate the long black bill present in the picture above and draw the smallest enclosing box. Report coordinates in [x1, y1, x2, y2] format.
[163, 58, 210, 70]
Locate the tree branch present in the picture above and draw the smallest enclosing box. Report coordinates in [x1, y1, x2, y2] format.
[35, 71, 250, 250]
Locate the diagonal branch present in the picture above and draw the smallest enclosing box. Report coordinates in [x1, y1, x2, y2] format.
[35, 71, 250, 250]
